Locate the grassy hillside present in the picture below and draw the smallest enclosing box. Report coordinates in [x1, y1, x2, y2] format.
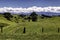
[0, 14, 60, 40]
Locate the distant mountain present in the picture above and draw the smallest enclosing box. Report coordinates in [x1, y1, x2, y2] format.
[18, 12, 60, 16]
[36, 12, 60, 16]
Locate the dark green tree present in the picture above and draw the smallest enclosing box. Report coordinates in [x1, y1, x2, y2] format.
[27, 17, 31, 22]
[19, 14, 26, 18]
[14, 16, 19, 23]
[30, 12, 38, 22]
[3, 12, 13, 21]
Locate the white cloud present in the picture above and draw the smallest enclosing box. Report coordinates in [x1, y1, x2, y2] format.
[0, 6, 60, 13]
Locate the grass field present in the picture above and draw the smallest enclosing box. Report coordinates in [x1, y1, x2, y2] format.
[0, 15, 60, 40]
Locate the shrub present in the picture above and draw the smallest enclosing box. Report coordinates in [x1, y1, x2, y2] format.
[30, 12, 38, 22]
[3, 12, 13, 21]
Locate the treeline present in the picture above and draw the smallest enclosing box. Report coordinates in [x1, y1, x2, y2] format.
[0, 12, 60, 22]
[0, 12, 38, 22]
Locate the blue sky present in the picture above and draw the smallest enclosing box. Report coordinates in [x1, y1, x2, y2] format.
[0, 0, 60, 8]
[0, 0, 60, 13]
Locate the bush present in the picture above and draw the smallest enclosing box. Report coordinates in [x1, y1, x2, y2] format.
[30, 12, 38, 22]
[19, 14, 26, 18]
[3, 12, 13, 21]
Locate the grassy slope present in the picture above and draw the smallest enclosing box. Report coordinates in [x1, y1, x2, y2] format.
[0, 15, 60, 40]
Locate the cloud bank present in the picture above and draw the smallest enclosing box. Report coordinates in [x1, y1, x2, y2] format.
[0, 6, 60, 14]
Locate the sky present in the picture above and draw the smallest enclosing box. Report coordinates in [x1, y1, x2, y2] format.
[0, 0, 60, 13]
[0, 0, 60, 8]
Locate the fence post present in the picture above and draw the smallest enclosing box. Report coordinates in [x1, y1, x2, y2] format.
[58, 28, 59, 33]
[0, 26, 3, 33]
[23, 27, 26, 33]
[42, 27, 44, 33]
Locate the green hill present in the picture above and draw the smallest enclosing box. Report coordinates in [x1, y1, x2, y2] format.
[0, 14, 60, 40]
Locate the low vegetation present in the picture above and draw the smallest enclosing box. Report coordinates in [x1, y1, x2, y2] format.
[0, 12, 60, 40]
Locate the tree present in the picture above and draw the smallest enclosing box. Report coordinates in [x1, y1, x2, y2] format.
[19, 14, 26, 18]
[30, 12, 38, 22]
[3, 12, 13, 21]
[14, 16, 19, 23]
[27, 17, 31, 22]
[24, 16, 31, 22]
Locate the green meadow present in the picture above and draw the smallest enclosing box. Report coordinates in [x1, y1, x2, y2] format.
[0, 14, 60, 40]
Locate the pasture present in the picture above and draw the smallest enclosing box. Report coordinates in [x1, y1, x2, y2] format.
[0, 14, 60, 40]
